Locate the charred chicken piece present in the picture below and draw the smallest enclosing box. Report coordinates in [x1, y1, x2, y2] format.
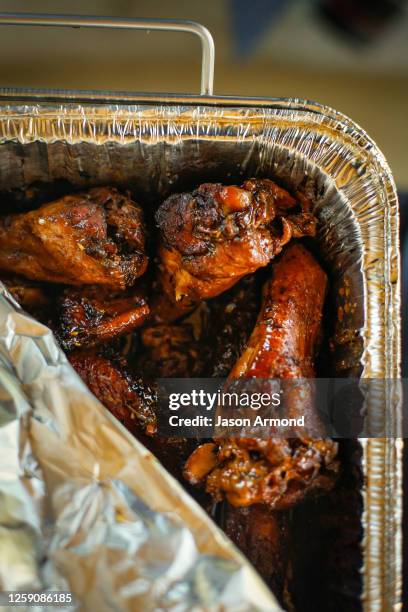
[154, 179, 316, 321]
[184, 243, 339, 510]
[0, 187, 147, 288]
[209, 273, 290, 601]
[69, 318, 204, 480]
[69, 349, 196, 481]
[69, 350, 157, 435]
[58, 286, 150, 351]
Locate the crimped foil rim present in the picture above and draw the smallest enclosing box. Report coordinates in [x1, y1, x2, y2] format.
[0, 99, 402, 610]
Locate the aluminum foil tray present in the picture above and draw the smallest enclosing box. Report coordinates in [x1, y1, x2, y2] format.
[0, 99, 401, 611]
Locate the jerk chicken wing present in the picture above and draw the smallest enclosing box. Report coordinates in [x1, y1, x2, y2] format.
[58, 286, 150, 351]
[69, 350, 157, 435]
[0, 187, 147, 288]
[154, 179, 316, 321]
[68, 310, 208, 479]
[184, 243, 339, 510]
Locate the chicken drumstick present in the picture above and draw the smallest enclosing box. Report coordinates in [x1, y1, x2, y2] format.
[154, 179, 316, 321]
[184, 243, 339, 510]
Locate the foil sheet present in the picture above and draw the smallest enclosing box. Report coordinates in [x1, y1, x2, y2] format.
[0, 285, 278, 611]
[0, 100, 401, 610]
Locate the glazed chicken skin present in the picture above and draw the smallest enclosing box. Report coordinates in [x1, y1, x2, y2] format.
[184, 243, 339, 510]
[58, 286, 150, 351]
[154, 179, 316, 321]
[69, 350, 157, 435]
[0, 187, 147, 288]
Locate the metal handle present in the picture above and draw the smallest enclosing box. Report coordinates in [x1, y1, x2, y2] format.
[0, 13, 215, 96]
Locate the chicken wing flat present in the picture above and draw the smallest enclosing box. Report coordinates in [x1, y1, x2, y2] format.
[69, 350, 157, 435]
[0, 187, 147, 288]
[184, 243, 339, 510]
[58, 286, 150, 351]
[154, 179, 316, 321]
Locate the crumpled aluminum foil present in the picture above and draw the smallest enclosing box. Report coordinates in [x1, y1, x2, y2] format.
[0, 284, 279, 611]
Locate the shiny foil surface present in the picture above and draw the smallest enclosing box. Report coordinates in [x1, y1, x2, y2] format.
[0, 284, 279, 611]
[0, 99, 401, 610]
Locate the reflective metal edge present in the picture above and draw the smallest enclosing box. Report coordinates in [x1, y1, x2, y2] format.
[0, 98, 402, 611]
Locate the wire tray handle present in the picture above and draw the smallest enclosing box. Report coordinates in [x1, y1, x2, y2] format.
[0, 13, 215, 96]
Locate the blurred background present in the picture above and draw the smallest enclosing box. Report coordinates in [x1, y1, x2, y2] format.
[0, 0, 406, 188]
